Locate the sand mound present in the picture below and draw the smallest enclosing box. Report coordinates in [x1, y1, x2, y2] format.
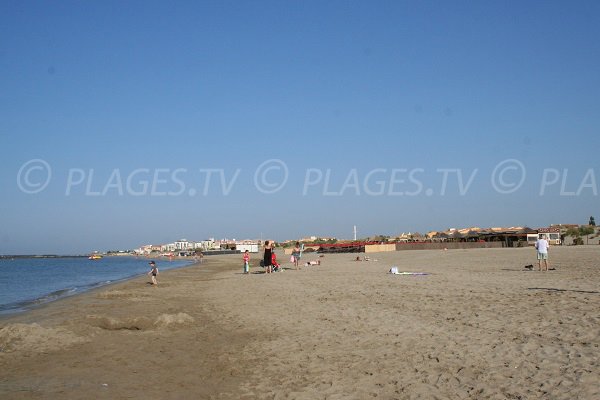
[154, 313, 194, 328]
[0, 323, 86, 353]
[84, 313, 193, 331]
[86, 315, 153, 331]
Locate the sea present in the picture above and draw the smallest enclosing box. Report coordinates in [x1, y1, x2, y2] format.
[0, 256, 195, 315]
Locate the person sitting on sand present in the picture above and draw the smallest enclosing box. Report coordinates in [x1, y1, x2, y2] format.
[304, 260, 321, 267]
[148, 261, 159, 285]
[271, 252, 281, 272]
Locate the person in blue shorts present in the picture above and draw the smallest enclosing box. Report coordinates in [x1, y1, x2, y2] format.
[292, 242, 301, 269]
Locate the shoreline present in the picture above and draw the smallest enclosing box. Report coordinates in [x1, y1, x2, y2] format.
[1, 248, 599, 399]
[0, 256, 201, 319]
[0, 257, 214, 323]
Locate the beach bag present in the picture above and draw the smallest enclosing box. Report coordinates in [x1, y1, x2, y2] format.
[290, 255, 295, 263]
[389, 266, 399, 274]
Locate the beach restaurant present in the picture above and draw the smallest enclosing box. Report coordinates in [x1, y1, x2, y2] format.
[526, 227, 561, 246]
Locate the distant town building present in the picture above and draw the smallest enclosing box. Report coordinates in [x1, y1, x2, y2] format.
[236, 242, 259, 253]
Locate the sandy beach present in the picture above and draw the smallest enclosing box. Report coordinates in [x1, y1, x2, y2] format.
[1, 247, 598, 399]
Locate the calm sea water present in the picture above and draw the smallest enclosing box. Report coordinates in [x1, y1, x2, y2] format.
[0, 256, 194, 315]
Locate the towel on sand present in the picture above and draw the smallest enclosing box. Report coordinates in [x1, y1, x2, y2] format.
[389, 266, 429, 275]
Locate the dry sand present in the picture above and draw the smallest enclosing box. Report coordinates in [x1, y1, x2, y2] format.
[1, 247, 598, 399]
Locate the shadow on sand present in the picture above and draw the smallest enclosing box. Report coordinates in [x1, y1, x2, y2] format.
[527, 287, 599, 295]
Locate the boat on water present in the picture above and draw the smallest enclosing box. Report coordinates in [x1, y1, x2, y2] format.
[88, 254, 103, 260]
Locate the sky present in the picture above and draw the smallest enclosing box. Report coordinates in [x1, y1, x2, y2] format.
[1, 0, 599, 254]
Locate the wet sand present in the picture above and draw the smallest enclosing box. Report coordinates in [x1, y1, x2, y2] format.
[1, 247, 599, 399]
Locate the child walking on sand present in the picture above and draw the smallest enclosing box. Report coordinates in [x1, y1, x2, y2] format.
[243, 250, 250, 274]
[148, 261, 159, 285]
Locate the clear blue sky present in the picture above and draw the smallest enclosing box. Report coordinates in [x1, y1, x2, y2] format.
[1, 0, 599, 254]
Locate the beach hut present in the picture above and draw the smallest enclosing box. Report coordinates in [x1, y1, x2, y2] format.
[433, 232, 449, 242]
[450, 231, 465, 242]
[465, 230, 480, 242]
[411, 232, 425, 242]
[479, 227, 532, 247]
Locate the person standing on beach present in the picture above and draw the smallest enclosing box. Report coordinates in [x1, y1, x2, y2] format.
[292, 242, 301, 269]
[243, 250, 250, 274]
[148, 261, 159, 285]
[263, 240, 273, 274]
[535, 234, 550, 271]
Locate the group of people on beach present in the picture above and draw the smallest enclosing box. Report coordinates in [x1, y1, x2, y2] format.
[145, 240, 314, 285]
[242, 241, 318, 274]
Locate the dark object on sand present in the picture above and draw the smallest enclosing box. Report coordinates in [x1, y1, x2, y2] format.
[524, 264, 534, 270]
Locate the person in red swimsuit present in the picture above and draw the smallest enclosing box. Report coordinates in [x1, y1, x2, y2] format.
[243, 250, 250, 274]
[271, 251, 281, 272]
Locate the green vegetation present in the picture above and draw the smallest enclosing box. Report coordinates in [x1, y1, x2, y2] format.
[311, 238, 338, 244]
[565, 225, 596, 245]
[370, 235, 390, 242]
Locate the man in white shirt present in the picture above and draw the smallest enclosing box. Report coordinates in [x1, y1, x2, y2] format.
[535, 234, 550, 271]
